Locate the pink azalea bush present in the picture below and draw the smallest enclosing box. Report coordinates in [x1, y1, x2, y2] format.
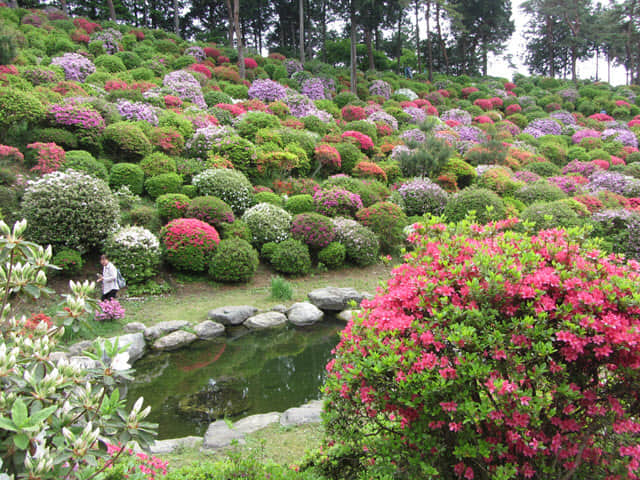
[160, 218, 220, 272]
[27, 142, 65, 174]
[320, 216, 640, 479]
[95, 298, 126, 321]
[341, 131, 374, 151]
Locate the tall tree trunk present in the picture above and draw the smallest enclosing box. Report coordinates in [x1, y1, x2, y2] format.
[396, 12, 402, 71]
[299, 0, 305, 63]
[143, 0, 148, 28]
[107, 0, 116, 21]
[174, 0, 180, 36]
[607, 53, 611, 84]
[546, 15, 554, 77]
[365, 27, 375, 70]
[571, 46, 577, 83]
[426, 0, 432, 81]
[482, 47, 487, 76]
[415, 0, 421, 73]
[595, 47, 599, 81]
[350, 0, 357, 94]
[234, 0, 245, 80]
[225, 0, 235, 47]
[321, 0, 327, 63]
[435, 1, 448, 73]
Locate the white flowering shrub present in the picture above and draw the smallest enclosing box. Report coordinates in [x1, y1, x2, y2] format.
[0, 220, 156, 479]
[394, 88, 418, 100]
[192, 168, 255, 215]
[242, 202, 291, 247]
[21, 170, 120, 253]
[332, 216, 379, 266]
[105, 226, 161, 285]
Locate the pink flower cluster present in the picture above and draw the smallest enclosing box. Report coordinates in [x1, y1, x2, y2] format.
[28, 142, 65, 174]
[0, 144, 24, 162]
[95, 299, 126, 321]
[341, 131, 374, 151]
[49, 103, 105, 131]
[106, 443, 168, 479]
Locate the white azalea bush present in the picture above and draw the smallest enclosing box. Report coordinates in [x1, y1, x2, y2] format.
[0, 220, 156, 480]
[105, 226, 161, 285]
[192, 168, 255, 215]
[242, 203, 292, 247]
[21, 170, 120, 253]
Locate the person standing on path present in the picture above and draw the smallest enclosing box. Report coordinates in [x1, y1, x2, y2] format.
[97, 254, 119, 300]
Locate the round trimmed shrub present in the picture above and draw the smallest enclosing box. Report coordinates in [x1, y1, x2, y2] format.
[110, 163, 145, 195]
[525, 161, 562, 177]
[51, 248, 84, 276]
[105, 225, 161, 285]
[0, 88, 46, 130]
[254, 191, 283, 206]
[515, 180, 568, 204]
[62, 150, 108, 181]
[520, 200, 582, 230]
[444, 187, 507, 224]
[22, 170, 120, 252]
[235, 111, 280, 139]
[291, 213, 336, 250]
[220, 219, 252, 243]
[140, 152, 177, 177]
[397, 179, 449, 216]
[321, 219, 640, 479]
[155, 193, 191, 221]
[241, 202, 292, 247]
[318, 242, 346, 269]
[192, 168, 255, 215]
[313, 188, 364, 217]
[102, 122, 152, 161]
[270, 238, 312, 276]
[334, 142, 363, 174]
[144, 172, 183, 199]
[285, 194, 314, 214]
[95, 54, 126, 72]
[332, 217, 379, 266]
[185, 196, 235, 228]
[356, 201, 408, 253]
[128, 204, 161, 232]
[260, 241, 278, 261]
[208, 238, 259, 283]
[160, 218, 220, 272]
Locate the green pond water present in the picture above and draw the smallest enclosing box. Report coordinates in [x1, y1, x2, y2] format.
[124, 319, 344, 439]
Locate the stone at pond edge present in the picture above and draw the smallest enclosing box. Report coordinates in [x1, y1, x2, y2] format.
[270, 304, 288, 313]
[244, 311, 288, 329]
[67, 340, 93, 357]
[107, 333, 146, 363]
[233, 412, 281, 435]
[150, 436, 201, 455]
[144, 320, 191, 341]
[307, 287, 365, 311]
[69, 355, 99, 370]
[123, 322, 146, 333]
[202, 420, 246, 449]
[208, 305, 258, 326]
[286, 302, 324, 326]
[152, 330, 198, 351]
[337, 309, 359, 323]
[280, 400, 323, 427]
[194, 320, 225, 339]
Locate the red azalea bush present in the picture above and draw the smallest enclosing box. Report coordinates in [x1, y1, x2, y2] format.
[341, 131, 374, 151]
[341, 105, 366, 122]
[355, 201, 407, 253]
[190, 63, 212, 79]
[105, 80, 128, 91]
[319, 216, 640, 479]
[214, 103, 246, 116]
[149, 127, 184, 155]
[473, 98, 493, 111]
[28, 142, 65, 174]
[574, 194, 604, 213]
[273, 177, 320, 196]
[291, 212, 336, 249]
[352, 161, 387, 182]
[506, 104, 522, 115]
[315, 143, 342, 169]
[0, 144, 24, 163]
[244, 58, 258, 69]
[164, 95, 183, 107]
[160, 218, 220, 272]
[461, 86, 479, 97]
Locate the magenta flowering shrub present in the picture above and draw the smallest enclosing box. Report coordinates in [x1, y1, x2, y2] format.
[313, 188, 364, 217]
[562, 159, 599, 176]
[161, 218, 220, 272]
[95, 298, 126, 321]
[51, 53, 96, 82]
[49, 103, 105, 131]
[291, 212, 336, 249]
[548, 175, 585, 195]
[572, 128, 602, 144]
[248, 78, 287, 102]
[321, 217, 640, 479]
[117, 100, 159, 125]
[512, 170, 542, 183]
[341, 131, 374, 151]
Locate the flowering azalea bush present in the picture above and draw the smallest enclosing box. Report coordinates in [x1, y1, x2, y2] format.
[105, 226, 161, 284]
[192, 168, 255, 215]
[241, 202, 291, 247]
[51, 53, 95, 82]
[95, 298, 126, 321]
[161, 218, 220, 272]
[342, 131, 374, 151]
[315, 143, 341, 170]
[291, 212, 336, 250]
[313, 188, 364, 218]
[319, 216, 640, 479]
[27, 142, 66, 174]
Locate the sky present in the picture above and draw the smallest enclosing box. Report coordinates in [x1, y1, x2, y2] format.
[485, 0, 628, 85]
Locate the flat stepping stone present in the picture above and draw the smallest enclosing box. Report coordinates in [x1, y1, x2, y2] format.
[202, 420, 245, 450]
[308, 287, 365, 311]
[152, 331, 198, 351]
[286, 302, 324, 326]
[208, 305, 258, 326]
[194, 320, 225, 339]
[123, 322, 146, 333]
[150, 436, 201, 455]
[280, 400, 323, 427]
[144, 320, 191, 340]
[233, 412, 281, 435]
[244, 312, 287, 330]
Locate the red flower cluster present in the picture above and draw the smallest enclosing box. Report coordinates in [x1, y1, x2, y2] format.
[244, 57, 258, 69]
[315, 143, 341, 169]
[161, 218, 220, 272]
[214, 103, 245, 117]
[189, 63, 212, 79]
[73, 18, 101, 34]
[341, 105, 366, 122]
[28, 142, 65, 174]
[506, 104, 522, 115]
[589, 112, 615, 122]
[461, 86, 478, 97]
[352, 161, 387, 182]
[341, 131, 374, 151]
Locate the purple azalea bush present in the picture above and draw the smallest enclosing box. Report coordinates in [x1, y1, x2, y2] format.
[588, 170, 640, 196]
[403, 106, 427, 124]
[397, 178, 449, 216]
[440, 108, 472, 125]
[367, 110, 398, 131]
[162, 70, 206, 109]
[562, 160, 599, 176]
[313, 188, 364, 217]
[90, 28, 122, 54]
[51, 53, 96, 82]
[522, 118, 562, 138]
[248, 78, 287, 102]
[571, 128, 601, 144]
[49, 103, 105, 131]
[602, 128, 639, 149]
[550, 111, 577, 125]
[117, 100, 159, 125]
[400, 129, 427, 144]
[369, 80, 392, 100]
[301, 78, 326, 100]
[184, 46, 206, 62]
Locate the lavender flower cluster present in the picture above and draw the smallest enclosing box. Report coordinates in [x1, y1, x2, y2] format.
[558, 89, 579, 102]
[367, 110, 398, 131]
[186, 125, 232, 158]
[285, 92, 319, 118]
[49, 103, 105, 131]
[588, 170, 640, 196]
[117, 100, 159, 125]
[522, 118, 562, 138]
[403, 106, 427, 124]
[90, 29, 122, 55]
[51, 53, 95, 82]
[454, 125, 486, 144]
[369, 80, 392, 100]
[184, 46, 206, 62]
[571, 128, 601, 144]
[440, 108, 472, 125]
[549, 110, 576, 125]
[248, 79, 287, 102]
[390, 145, 413, 161]
[398, 178, 449, 215]
[301, 78, 326, 100]
[400, 128, 427, 144]
[162, 70, 206, 109]
[512, 170, 541, 183]
[602, 128, 639, 149]
[285, 59, 303, 76]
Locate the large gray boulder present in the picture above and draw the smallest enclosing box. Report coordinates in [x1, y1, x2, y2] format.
[286, 302, 324, 326]
[208, 306, 258, 326]
[202, 420, 245, 449]
[194, 320, 225, 339]
[150, 436, 201, 455]
[123, 322, 146, 334]
[144, 320, 191, 341]
[307, 287, 365, 311]
[152, 330, 198, 351]
[107, 333, 146, 363]
[67, 340, 93, 357]
[280, 400, 323, 427]
[244, 312, 287, 330]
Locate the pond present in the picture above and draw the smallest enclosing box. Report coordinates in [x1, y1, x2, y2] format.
[124, 318, 344, 439]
